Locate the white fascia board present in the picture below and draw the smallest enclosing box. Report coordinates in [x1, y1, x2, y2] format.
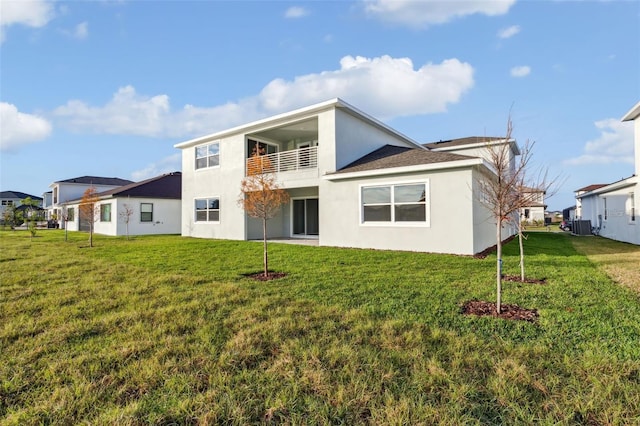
[429, 138, 520, 155]
[622, 101, 640, 122]
[174, 97, 424, 150]
[577, 176, 638, 198]
[323, 158, 484, 181]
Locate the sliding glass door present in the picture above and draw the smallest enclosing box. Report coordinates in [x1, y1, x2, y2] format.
[292, 198, 319, 236]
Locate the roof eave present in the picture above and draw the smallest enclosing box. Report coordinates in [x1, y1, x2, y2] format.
[323, 158, 483, 181]
[622, 101, 640, 122]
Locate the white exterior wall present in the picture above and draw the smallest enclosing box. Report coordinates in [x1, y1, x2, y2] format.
[333, 109, 416, 171]
[580, 184, 639, 245]
[321, 168, 479, 255]
[64, 198, 181, 236]
[181, 133, 247, 240]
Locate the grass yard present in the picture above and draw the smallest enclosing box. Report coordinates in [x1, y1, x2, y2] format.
[1, 230, 639, 425]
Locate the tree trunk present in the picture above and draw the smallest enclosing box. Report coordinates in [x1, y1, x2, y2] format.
[262, 217, 268, 277]
[496, 219, 502, 314]
[89, 223, 93, 248]
[518, 222, 525, 281]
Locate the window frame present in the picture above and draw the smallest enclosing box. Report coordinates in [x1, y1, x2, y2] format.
[67, 207, 75, 222]
[140, 203, 153, 223]
[100, 203, 112, 222]
[629, 192, 636, 224]
[360, 180, 429, 227]
[195, 141, 220, 170]
[194, 197, 220, 223]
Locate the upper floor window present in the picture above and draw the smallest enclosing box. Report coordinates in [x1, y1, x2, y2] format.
[1, 200, 13, 206]
[100, 203, 112, 222]
[141, 203, 153, 222]
[195, 198, 219, 222]
[196, 141, 220, 169]
[361, 182, 428, 224]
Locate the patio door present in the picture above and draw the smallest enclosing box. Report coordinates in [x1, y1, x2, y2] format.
[292, 198, 319, 236]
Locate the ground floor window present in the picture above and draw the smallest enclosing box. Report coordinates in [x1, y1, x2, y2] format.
[67, 207, 75, 222]
[140, 203, 153, 222]
[361, 182, 428, 224]
[630, 192, 636, 222]
[100, 203, 111, 222]
[195, 198, 219, 222]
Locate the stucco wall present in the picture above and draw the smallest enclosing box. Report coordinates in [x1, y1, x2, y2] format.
[320, 168, 481, 255]
[581, 185, 639, 245]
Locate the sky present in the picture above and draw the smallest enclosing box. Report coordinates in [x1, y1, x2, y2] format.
[1, 0, 638, 211]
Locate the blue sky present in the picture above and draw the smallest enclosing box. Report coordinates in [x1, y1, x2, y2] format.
[1, 0, 638, 210]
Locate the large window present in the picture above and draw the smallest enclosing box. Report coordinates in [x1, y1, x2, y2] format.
[195, 198, 220, 222]
[140, 203, 153, 222]
[100, 204, 112, 222]
[67, 207, 75, 222]
[195, 141, 220, 169]
[630, 192, 636, 223]
[362, 182, 427, 224]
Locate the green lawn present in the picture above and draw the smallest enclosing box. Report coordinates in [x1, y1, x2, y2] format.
[1, 230, 639, 425]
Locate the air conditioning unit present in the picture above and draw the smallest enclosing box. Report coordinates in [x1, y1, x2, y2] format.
[573, 220, 592, 236]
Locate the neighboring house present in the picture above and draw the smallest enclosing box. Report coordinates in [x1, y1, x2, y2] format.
[576, 101, 639, 245]
[518, 186, 546, 224]
[47, 176, 134, 226]
[174, 98, 519, 255]
[574, 184, 607, 219]
[64, 172, 182, 236]
[0, 191, 43, 216]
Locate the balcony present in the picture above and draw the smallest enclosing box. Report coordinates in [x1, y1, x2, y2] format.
[246, 146, 318, 176]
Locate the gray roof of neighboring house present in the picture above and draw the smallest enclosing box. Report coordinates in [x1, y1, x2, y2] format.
[423, 136, 506, 149]
[65, 172, 182, 203]
[55, 176, 134, 186]
[0, 191, 43, 201]
[332, 145, 474, 175]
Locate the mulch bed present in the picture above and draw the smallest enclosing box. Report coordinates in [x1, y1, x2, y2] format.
[245, 272, 287, 281]
[502, 274, 546, 284]
[461, 300, 539, 322]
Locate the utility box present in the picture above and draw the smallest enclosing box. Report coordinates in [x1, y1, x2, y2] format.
[573, 220, 592, 236]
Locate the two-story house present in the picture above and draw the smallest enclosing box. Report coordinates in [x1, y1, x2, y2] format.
[47, 176, 134, 227]
[576, 101, 639, 245]
[175, 98, 518, 255]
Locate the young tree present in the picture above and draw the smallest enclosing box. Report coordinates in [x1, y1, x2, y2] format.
[476, 118, 533, 314]
[238, 152, 290, 278]
[119, 203, 134, 240]
[59, 206, 70, 242]
[2, 203, 21, 230]
[21, 197, 40, 239]
[79, 187, 100, 248]
[512, 148, 562, 281]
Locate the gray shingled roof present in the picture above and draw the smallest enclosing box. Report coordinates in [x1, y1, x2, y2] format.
[423, 136, 506, 149]
[64, 172, 181, 203]
[0, 191, 43, 201]
[332, 145, 475, 175]
[56, 176, 134, 186]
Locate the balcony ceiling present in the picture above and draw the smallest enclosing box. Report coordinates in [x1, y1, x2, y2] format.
[254, 118, 318, 143]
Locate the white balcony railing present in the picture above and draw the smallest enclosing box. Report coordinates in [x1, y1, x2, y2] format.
[246, 146, 317, 175]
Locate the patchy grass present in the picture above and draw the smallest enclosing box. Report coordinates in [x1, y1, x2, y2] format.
[1, 230, 639, 424]
[570, 235, 640, 294]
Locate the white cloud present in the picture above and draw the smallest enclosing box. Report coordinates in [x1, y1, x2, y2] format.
[131, 153, 181, 181]
[498, 25, 520, 39]
[510, 65, 531, 77]
[284, 6, 309, 19]
[564, 119, 634, 166]
[0, 0, 55, 43]
[0, 102, 52, 151]
[73, 21, 88, 39]
[52, 55, 474, 138]
[363, 0, 516, 28]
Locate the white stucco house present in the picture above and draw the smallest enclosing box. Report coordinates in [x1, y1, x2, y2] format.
[518, 186, 546, 224]
[64, 172, 182, 236]
[175, 98, 519, 255]
[46, 176, 134, 226]
[576, 101, 639, 245]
